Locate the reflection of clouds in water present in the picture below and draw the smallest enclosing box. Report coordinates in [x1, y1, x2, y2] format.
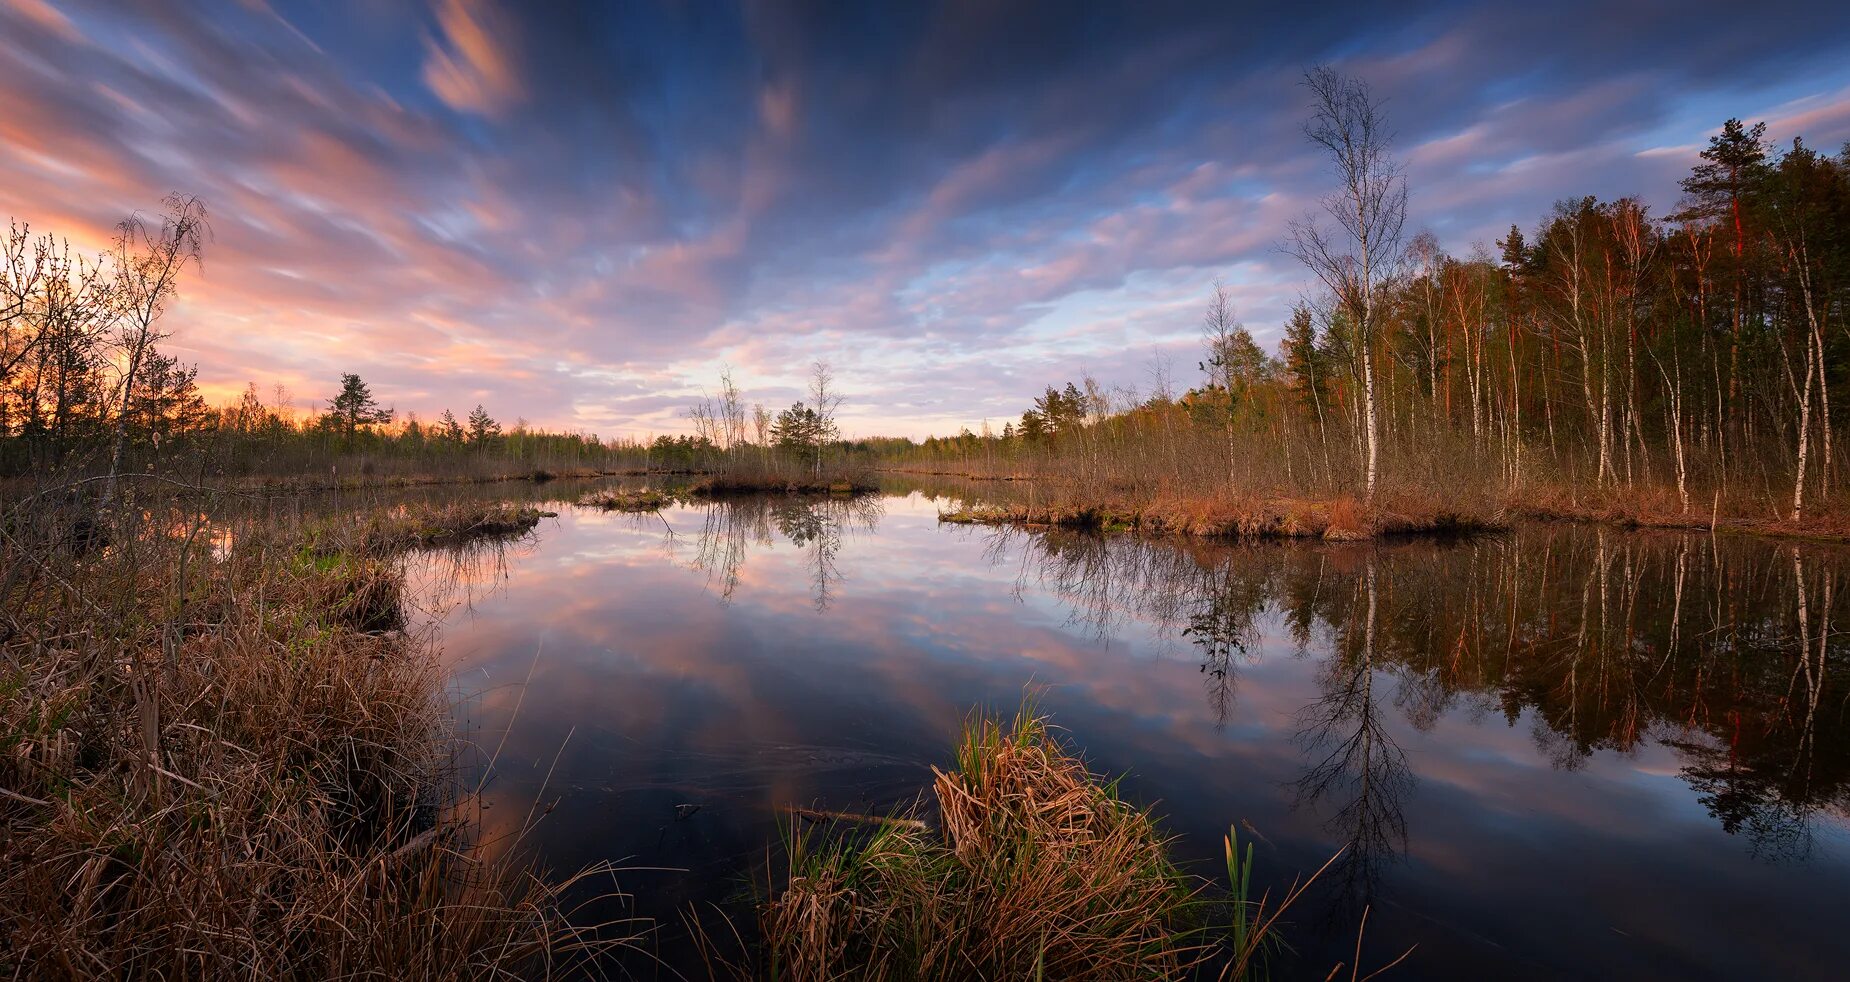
[410, 490, 1850, 978]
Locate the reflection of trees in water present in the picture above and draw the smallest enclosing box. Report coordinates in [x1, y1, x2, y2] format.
[992, 523, 1850, 861]
[1185, 554, 1270, 730]
[980, 526, 1224, 644]
[1291, 557, 1410, 913]
[684, 495, 883, 610]
[410, 536, 524, 619]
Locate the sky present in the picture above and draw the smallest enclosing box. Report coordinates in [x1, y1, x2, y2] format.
[4, 0, 1850, 440]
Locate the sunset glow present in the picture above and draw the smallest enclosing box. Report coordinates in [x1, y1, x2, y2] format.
[3, 0, 1848, 437]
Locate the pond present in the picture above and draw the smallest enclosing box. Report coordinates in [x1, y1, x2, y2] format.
[401, 481, 1850, 980]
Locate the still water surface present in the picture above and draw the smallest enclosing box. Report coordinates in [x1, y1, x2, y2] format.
[405, 483, 1850, 980]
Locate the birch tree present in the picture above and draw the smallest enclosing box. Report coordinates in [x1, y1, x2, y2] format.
[807, 361, 842, 479]
[1286, 67, 1408, 501]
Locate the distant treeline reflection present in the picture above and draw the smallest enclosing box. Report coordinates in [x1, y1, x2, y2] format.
[972, 523, 1849, 870]
[452, 489, 1847, 880]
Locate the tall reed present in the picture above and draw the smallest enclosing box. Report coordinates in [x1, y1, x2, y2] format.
[0, 491, 613, 978]
[756, 707, 1337, 981]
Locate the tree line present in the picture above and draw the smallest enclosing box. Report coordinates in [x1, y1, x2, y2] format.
[0, 200, 623, 485]
[678, 361, 856, 481]
[888, 70, 1850, 530]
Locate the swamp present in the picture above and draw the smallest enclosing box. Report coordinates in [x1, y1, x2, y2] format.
[384, 477, 1847, 978]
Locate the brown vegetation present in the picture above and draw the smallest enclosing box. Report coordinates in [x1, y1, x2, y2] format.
[689, 473, 878, 497]
[314, 501, 554, 554]
[746, 707, 1346, 981]
[883, 99, 1850, 545]
[0, 494, 610, 978]
[757, 709, 1203, 980]
[941, 489, 1500, 541]
[576, 487, 676, 512]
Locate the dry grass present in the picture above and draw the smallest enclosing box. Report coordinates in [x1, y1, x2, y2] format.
[1509, 481, 1850, 541]
[301, 501, 554, 556]
[689, 474, 878, 497]
[940, 491, 1503, 541]
[0, 495, 613, 979]
[751, 708, 1380, 982]
[202, 464, 619, 495]
[759, 709, 1202, 981]
[576, 487, 676, 512]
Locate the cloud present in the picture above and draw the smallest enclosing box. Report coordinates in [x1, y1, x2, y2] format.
[7, 0, 77, 40]
[2, 0, 1848, 438]
[421, 0, 523, 118]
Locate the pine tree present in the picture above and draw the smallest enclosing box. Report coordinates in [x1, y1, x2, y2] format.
[437, 408, 464, 443]
[1497, 224, 1531, 271]
[325, 373, 392, 443]
[1018, 409, 1049, 443]
[1679, 118, 1770, 251]
[1279, 304, 1328, 412]
[467, 404, 499, 445]
[771, 402, 823, 465]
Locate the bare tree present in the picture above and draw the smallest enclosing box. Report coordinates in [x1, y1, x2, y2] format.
[2, 226, 114, 430]
[717, 368, 747, 458]
[1406, 229, 1445, 424]
[807, 360, 842, 479]
[752, 402, 772, 465]
[685, 394, 716, 447]
[1286, 67, 1408, 501]
[0, 223, 52, 387]
[1202, 279, 1243, 484]
[102, 194, 208, 507]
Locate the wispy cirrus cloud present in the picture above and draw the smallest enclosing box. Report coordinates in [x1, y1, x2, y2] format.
[421, 0, 523, 118]
[2, 0, 1848, 438]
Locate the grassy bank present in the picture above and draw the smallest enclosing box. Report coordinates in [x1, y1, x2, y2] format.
[911, 450, 1850, 544]
[940, 489, 1502, 541]
[685, 459, 878, 497]
[1507, 483, 1850, 542]
[748, 708, 1334, 981]
[338, 500, 556, 551]
[218, 463, 624, 493]
[0, 494, 607, 977]
[577, 487, 677, 512]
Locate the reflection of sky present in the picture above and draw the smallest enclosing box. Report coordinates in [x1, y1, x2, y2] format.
[418, 492, 1850, 979]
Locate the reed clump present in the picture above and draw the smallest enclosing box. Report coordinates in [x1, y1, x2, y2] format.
[940, 492, 1504, 541]
[689, 473, 879, 497]
[760, 709, 1199, 981]
[302, 501, 552, 556]
[0, 497, 604, 978]
[577, 487, 676, 512]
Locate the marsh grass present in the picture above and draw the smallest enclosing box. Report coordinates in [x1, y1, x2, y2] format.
[577, 487, 677, 512]
[295, 501, 554, 557]
[0, 491, 618, 978]
[938, 492, 1503, 542]
[758, 709, 1225, 980]
[689, 474, 879, 497]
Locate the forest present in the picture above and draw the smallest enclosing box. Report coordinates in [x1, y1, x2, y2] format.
[13, 109, 1845, 542]
[888, 104, 1850, 539]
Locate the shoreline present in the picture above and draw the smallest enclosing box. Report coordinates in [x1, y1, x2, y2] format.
[900, 469, 1850, 545]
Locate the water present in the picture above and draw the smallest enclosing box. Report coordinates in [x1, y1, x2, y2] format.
[404, 483, 1850, 980]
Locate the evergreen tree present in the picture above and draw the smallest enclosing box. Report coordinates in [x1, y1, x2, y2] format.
[1279, 304, 1329, 411]
[1031, 384, 1086, 435]
[467, 404, 499, 445]
[437, 408, 464, 443]
[1018, 408, 1049, 443]
[325, 373, 392, 443]
[1497, 224, 1531, 271]
[131, 351, 208, 442]
[1678, 118, 1770, 250]
[771, 402, 825, 465]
